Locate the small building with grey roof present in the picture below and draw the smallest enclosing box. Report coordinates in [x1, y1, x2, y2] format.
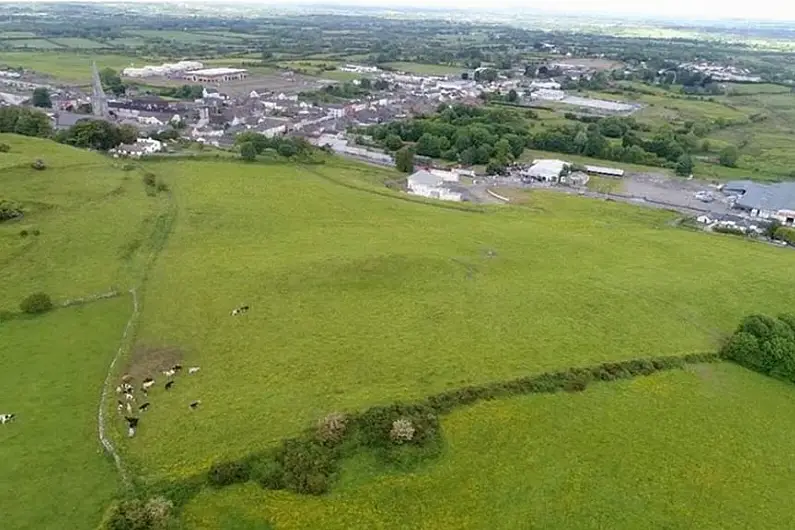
[723, 180, 795, 225]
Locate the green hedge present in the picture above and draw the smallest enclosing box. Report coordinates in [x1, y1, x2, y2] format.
[721, 314, 795, 382]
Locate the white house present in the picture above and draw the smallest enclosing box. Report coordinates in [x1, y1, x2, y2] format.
[429, 169, 460, 183]
[407, 170, 462, 202]
[525, 159, 570, 182]
[111, 138, 162, 158]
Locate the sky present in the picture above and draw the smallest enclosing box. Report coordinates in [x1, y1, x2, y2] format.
[210, 0, 795, 21]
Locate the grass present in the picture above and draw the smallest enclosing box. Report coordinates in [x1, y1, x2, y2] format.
[128, 30, 243, 44]
[0, 298, 131, 529]
[586, 174, 625, 193]
[0, 134, 167, 309]
[0, 52, 142, 82]
[115, 156, 795, 482]
[49, 37, 109, 49]
[180, 363, 795, 529]
[381, 61, 463, 75]
[7, 39, 63, 49]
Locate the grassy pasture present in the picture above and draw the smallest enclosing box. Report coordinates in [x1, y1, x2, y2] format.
[6, 39, 62, 49]
[118, 156, 795, 481]
[0, 298, 130, 530]
[0, 134, 166, 309]
[381, 61, 463, 75]
[49, 37, 109, 49]
[128, 30, 243, 44]
[0, 52, 140, 82]
[182, 363, 795, 529]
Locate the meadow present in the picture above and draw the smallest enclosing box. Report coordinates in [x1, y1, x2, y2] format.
[117, 156, 795, 483]
[381, 61, 464, 75]
[0, 299, 129, 530]
[4, 133, 795, 529]
[181, 363, 795, 529]
[0, 52, 142, 83]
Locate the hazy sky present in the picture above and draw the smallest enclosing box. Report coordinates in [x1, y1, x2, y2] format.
[208, 0, 794, 21]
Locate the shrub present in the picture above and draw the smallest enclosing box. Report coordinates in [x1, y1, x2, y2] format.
[276, 438, 337, 495]
[32, 229, 40, 236]
[355, 403, 439, 448]
[0, 142, 10, 152]
[155, 181, 169, 192]
[207, 460, 249, 487]
[104, 496, 173, 530]
[142, 172, 156, 187]
[563, 378, 588, 392]
[250, 454, 284, 490]
[20, 292, 53, 314]
[317, 412, 348, 444]
[0, 199, 23, 222]
[389, 418, 416, 443]
[19, 229, 28, 237]
[31, 159, 46, 170]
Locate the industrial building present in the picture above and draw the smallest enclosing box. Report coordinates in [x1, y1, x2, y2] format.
[122, 61, 204, 78]
[407, 170, 462, 201]
[184, 68, 248, 84]
[723, 180, 795, 225]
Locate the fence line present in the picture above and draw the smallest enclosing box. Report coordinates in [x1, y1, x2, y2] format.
[97, 287, 139, 488]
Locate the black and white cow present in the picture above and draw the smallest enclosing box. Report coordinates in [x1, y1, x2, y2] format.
[162, 369, 176, 378]
[165, 381, 175, 391]
[125, 416, 139, 437]
[188, 366, 201, 375]
[0, 413, 15, 425]
[138, 402, 150, 412]
[230, 305, 249, 316]
[142, 378, 155, 391]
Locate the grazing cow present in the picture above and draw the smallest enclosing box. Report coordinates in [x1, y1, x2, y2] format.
[162, 369, 176, 378]
[189, 400, 201, 410]
[0, 413, 15, 425]
[125, 416, 139, 437]
[231, 305, 249, 316]
[117, 400, 124, 413]
[126, 402, 133, 414]
[172, 364, 182, 372]
[138, 402, 150, 412]
[121, 374, 134, 383]
[124, 392, 135, 401]
[188, 366, 200, 375]
[165, 381, 174, 391]
[142, 378, 155, 391]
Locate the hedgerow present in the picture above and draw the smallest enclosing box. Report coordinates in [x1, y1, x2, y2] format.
[115, 351, 721, 528]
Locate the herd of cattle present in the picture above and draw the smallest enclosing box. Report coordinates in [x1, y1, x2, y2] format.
[118, 364, 201, 437]
[1, 305, 250, 434]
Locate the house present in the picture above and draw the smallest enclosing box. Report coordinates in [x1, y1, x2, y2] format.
[724, 180, 795, 224]
[407, 170, 463, 202]
[524, 159, 570, 182]
[110, 138, 162, 158]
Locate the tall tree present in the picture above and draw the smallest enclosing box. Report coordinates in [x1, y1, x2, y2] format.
[719, 145, 739, 167]
[31, 87, 51, 108]
[99, 67, 125, 96]
[395, 146, 414, 173]
[675, 154, 694, 176]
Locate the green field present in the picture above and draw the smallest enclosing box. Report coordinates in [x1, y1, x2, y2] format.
[7, 39, 62, 49]
[4, 133, 795, 529]
[0, 52, 141, 82]
[381, 62, 464, 75]
[49, 37, 109, 49]
[0, 299, 128, 530]
[129, 30, 244, 44]
[181, 363, 795, 529]
[113, 156, 795, 483]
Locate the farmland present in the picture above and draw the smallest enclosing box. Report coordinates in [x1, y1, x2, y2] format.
[181, 363, 795, 530]
[2, 131, 795, 528]
[116, 156, 795, 483]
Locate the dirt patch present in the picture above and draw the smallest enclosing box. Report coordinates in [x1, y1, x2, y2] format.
[123, 344, 185, 382]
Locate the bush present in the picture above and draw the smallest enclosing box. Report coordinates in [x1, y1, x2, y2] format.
[31, 159, 46, 170]
[155, 181, 169, 192]
[317, 412, 348, 444]
[105, 497, 173, 530]
[19, 229, 28, 237]
[207, 460, 250, 487]
[32, 229, 40, 236]
[20, 292, 53, 314]
[142, 172, 156, 187]
[0, 199, 23, 222]
[389, 418, 416, 443]
[275, 438, 337, 495]
[0, 142, 10, 152]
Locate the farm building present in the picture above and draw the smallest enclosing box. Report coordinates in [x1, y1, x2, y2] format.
[585, 165, 624, 177]
[723, 181, 795, 224]
[110, 138, 162, 158]
[122, 61, 203, 78]
[523, 159, 570, 182]
[184, 67, 248, 84]
[407, 170, 462, 202]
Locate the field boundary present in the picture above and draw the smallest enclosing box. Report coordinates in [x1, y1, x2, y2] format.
[97, 288, 138, 488]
